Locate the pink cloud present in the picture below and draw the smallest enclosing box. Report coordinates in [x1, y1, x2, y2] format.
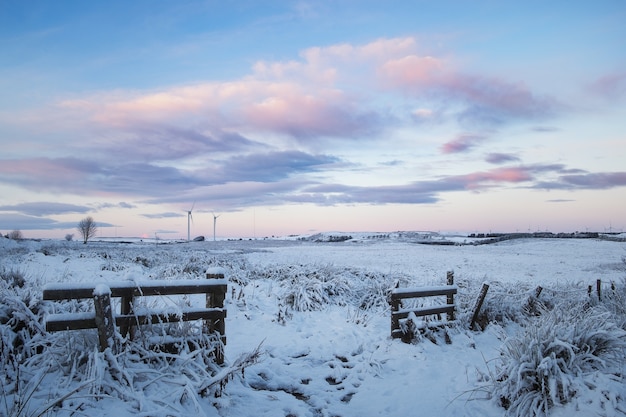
[2, 158, 85, 179]
[53, 37, 426, 138]
[241, 86, 369, 138]
[454, 167, 533, 190]
[110, 92, 203, 115]
[376, 49, 558, 124]
[300, 37, 417, 65]
[53, 76, 377, 141]
[380, 55, 444, 87]
[82, 86, 218, 127]
[43, 36, 557, 147]
[0, 158, 92, 191]
[356, 37, 417, 61]
[443, 74, 553, 121]
[252, 37, 420, 87]
[588, 72, 626, 101]
[440, 134, 486, 154]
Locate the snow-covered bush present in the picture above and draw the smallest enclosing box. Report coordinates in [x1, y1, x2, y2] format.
[455, 277, 593, 329]
[149, 250, 238, 280]
[0, 269, 48, 363]
[1, 268, 52, 417]
[0, 268, 26, 289]
[276, 264, 351, 311]
[258, 263, 399, 313]
[492, 301, 626, 416]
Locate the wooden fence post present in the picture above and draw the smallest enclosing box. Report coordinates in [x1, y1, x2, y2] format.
[119, 294, 135, 339]
[93, 284, 117, 353]
[470, 283, 489, 331]
[446, 271, 455, 321]
[390, 281, 401, 338]
[597, 279, 602, 302]
[206, 269, 226, 364]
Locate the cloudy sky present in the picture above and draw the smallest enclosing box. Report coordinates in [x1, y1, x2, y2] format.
[1, 1, 625, 239]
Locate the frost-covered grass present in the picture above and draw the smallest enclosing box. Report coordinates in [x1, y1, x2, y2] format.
[253, 263, 401, 312]
[0, 247, 259, 416]
[1, 270, 258, 416]
[1, 237, 625, 416]
[491, 302, 626, 416]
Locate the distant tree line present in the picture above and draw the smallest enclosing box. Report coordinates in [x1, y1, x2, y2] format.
[468, 232, 600, 239]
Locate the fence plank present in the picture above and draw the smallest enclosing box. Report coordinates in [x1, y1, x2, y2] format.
[46, 313, 96, 331]
[391, 286, 457, 300]
[46, 308, 226, 332]
[393, 305, 456, 320]
[43, 279, 228, 300]
[116, 308, 226, 327]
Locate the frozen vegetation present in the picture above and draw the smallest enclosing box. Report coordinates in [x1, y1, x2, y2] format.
[1, 233, 625, 416]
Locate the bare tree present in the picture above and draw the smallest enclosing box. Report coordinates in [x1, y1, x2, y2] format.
[77, 216, 97, 244]
[8, 230, 23, 240]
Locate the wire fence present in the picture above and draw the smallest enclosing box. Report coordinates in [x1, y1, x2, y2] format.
[467, 278, 624, 329]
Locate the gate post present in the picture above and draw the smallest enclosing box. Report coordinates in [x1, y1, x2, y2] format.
[390, 282, 401, 338]
[446, 271, 455, 321]
[206, 268, 227, 364]
[470, 283, 490, 331]
[93, 284, 117, 353]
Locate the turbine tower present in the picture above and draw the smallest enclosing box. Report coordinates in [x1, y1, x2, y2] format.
[212, 212, 221, 241]
[186, 203, 195, 241]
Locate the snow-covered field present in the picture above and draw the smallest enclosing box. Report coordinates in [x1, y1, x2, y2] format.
[1, 234, 625, 417]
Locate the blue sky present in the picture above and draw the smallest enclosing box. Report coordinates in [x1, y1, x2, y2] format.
[1, 1, 625, 239]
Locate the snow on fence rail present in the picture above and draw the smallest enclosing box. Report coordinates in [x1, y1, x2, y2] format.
[390, 271, 457, 340]
[42, 270, 227, 363]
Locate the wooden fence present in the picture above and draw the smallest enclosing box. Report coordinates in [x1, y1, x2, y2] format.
[43, 271, 227, 363]
[390, 271, 457, 339]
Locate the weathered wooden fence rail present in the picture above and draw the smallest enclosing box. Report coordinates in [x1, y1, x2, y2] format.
[43, 271, 227, 362]
[390, 271, 457, 339]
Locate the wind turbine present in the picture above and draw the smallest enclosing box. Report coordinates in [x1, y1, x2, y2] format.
[186, 203, 195, 241]
[212, 212, 221, 241]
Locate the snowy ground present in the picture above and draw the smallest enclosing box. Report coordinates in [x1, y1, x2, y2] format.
[1, 234, 625, 417]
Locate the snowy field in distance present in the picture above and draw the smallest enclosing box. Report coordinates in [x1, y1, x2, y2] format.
[1, 233, 625, 417]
